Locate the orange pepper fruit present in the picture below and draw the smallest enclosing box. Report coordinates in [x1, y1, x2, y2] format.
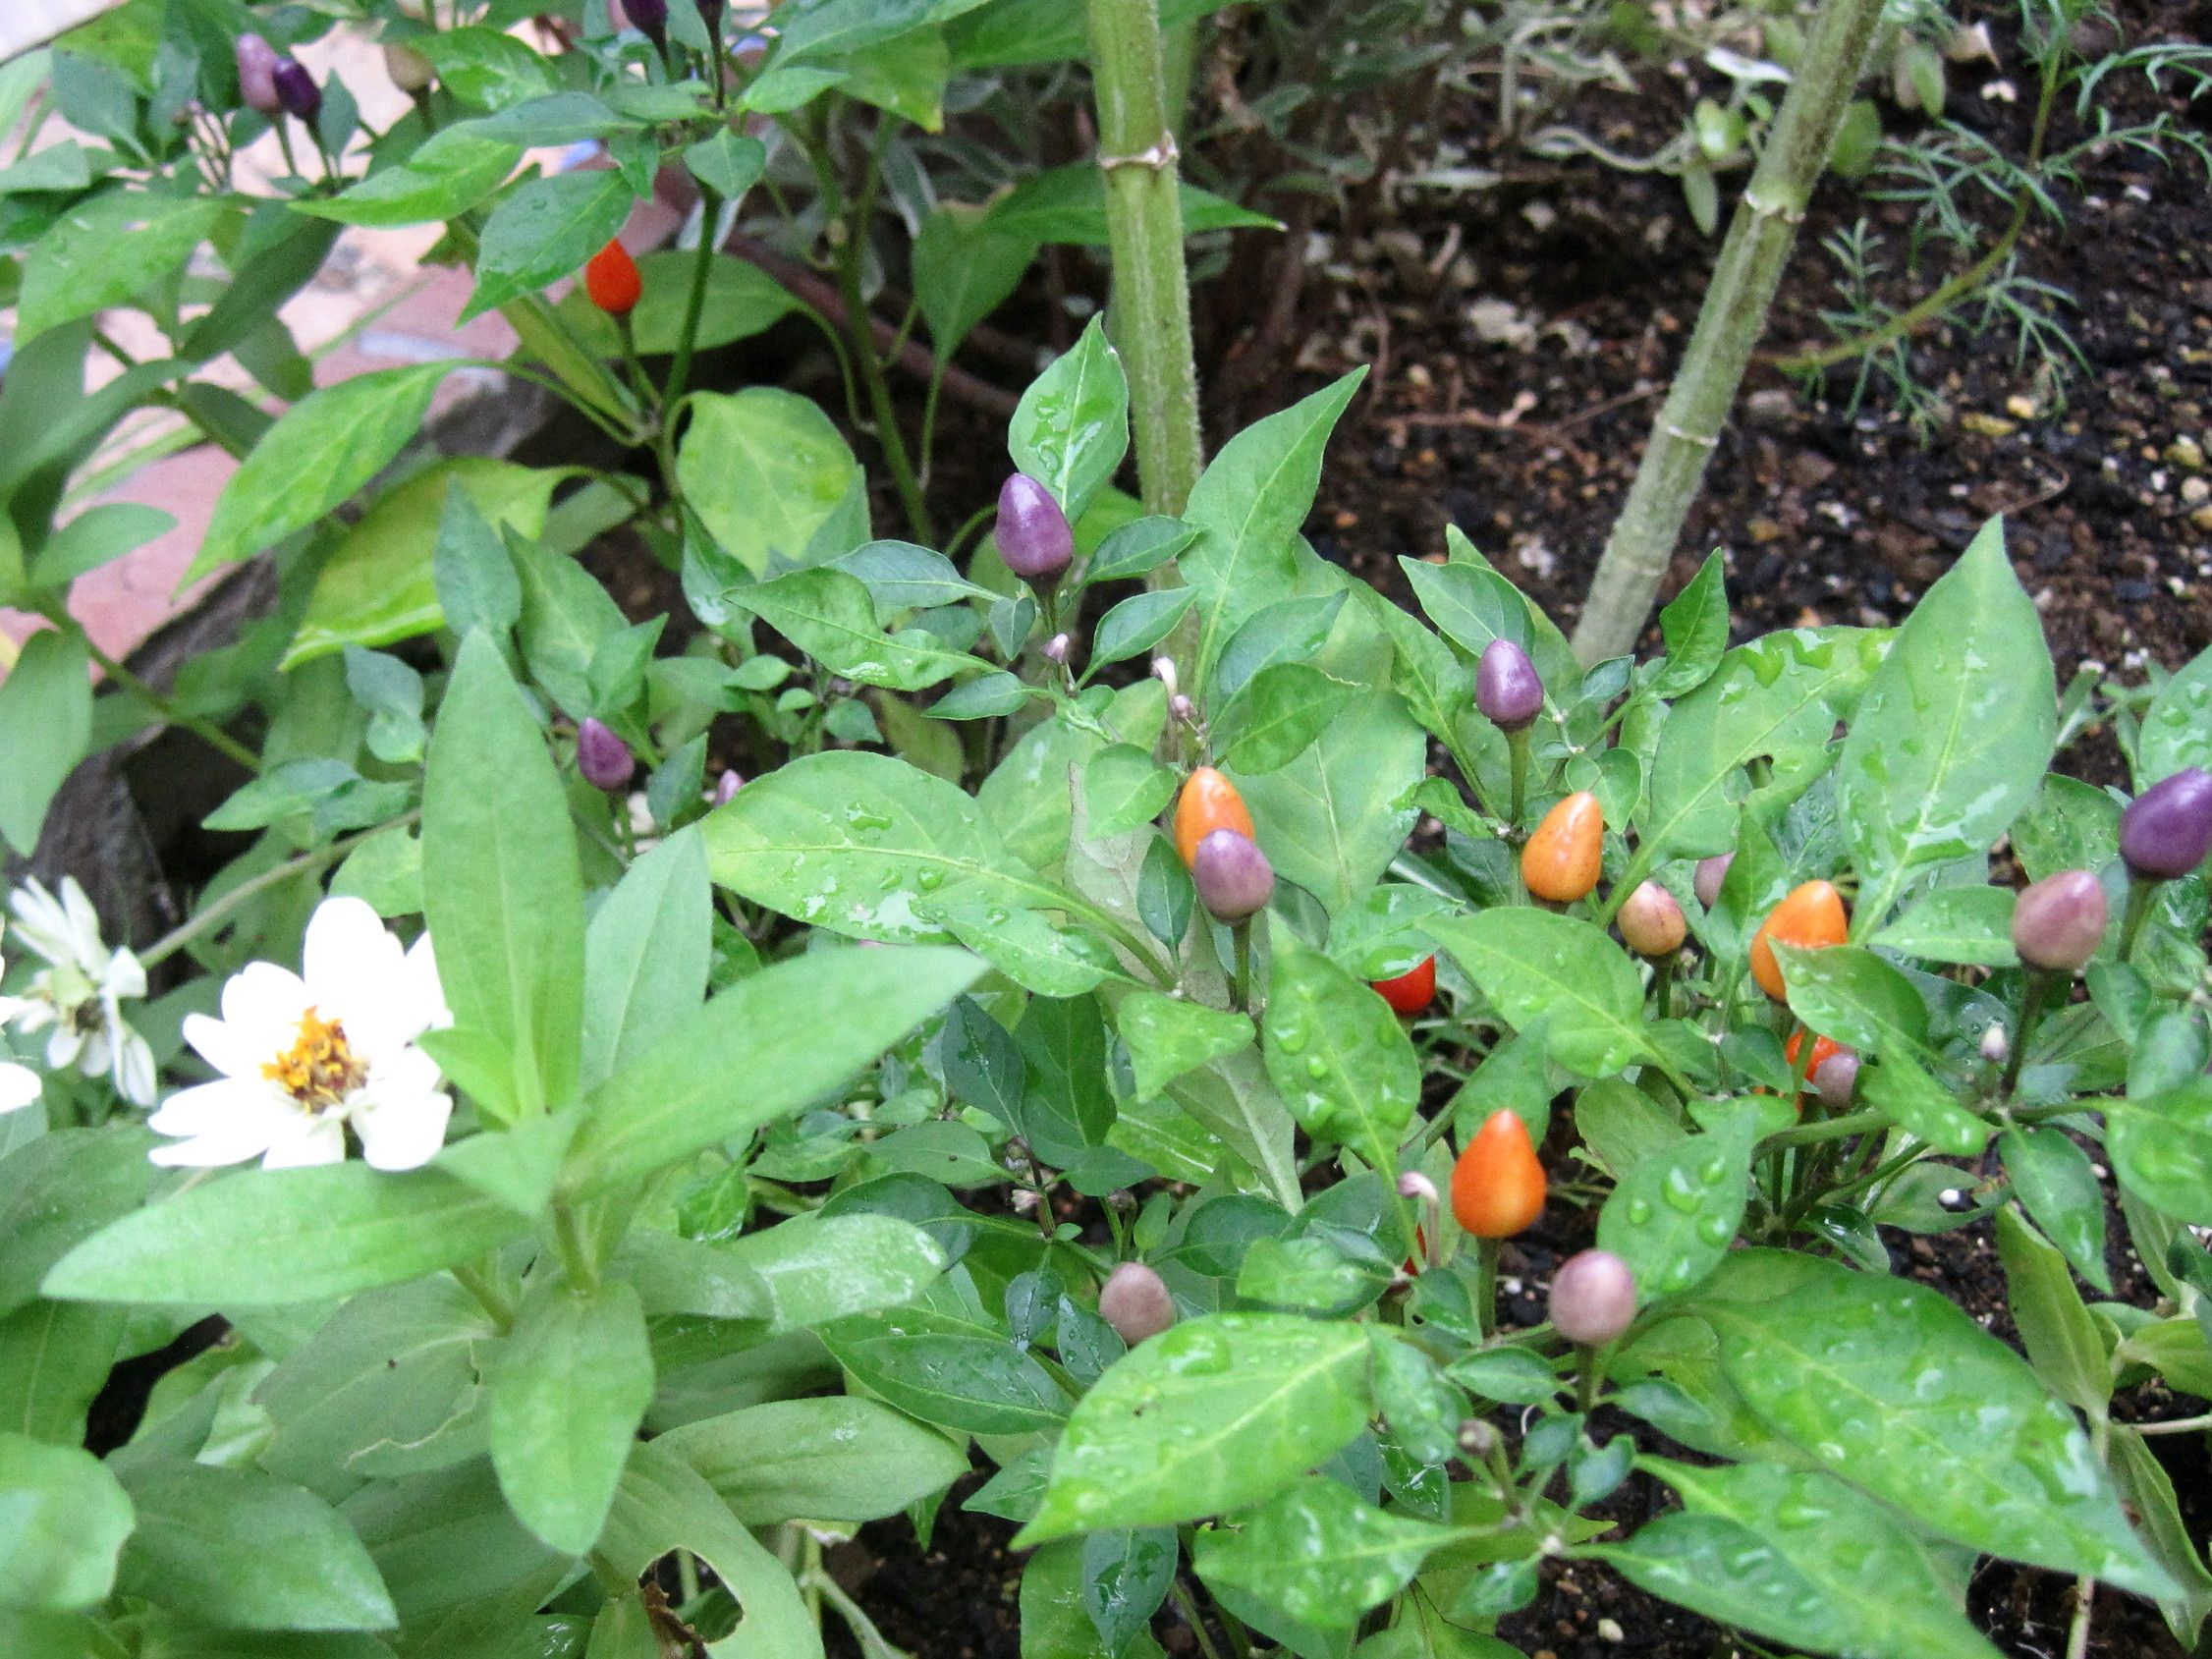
[1521, 791, 1604, 904]
[1785, 1029, 1843, 1075]
[583, 238, 642, 316]
[1370, 955, 1436, 1016]
[1173, 766, 1254, 868]
[1749, 879, 1849, 1000]
[1451, 1108, 1547, 1239]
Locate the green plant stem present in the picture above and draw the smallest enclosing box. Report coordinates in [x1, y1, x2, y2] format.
[2000, 968, 2055, 1100]
[1651, 951, 1676, 1019]
[1231, 918, 1253, 1012]
[1575, 1341, 1613, 1412]
[1474, 1236, 1501, 1338]
[2116, 875, 2156, 962]
[1170, 1581, 1227, 1659]
[139, 813, 421, 969]
[2137, 1412, 2212, 1436]
[663, 184, 721, 412]
[77, 632, 263, 773]
[1567, 0, 1886, 665]
[450, 1257, 516, 1331]
[1505, 724, 1531, 831]
[1085, 0, 1204, 519]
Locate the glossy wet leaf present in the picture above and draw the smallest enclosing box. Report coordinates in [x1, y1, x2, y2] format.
[1020, 1539, 1167, 1659]
[1596, 1459, 2002, 1659]
[464, 169, 635, 320]
[658, 1397, 968, 1524]
[1117, 992, 1253, 1102]
[1261, 934, 1419, 1170]
[1427, 910, 1649, 1078]
[820, 1306, 1070, 1436]
[680, 388, 865, 576]
[1994, 1205, 2111, 1414]
[1872, 885, 2018, 968]
[2138, 641, 2212, 786]
[1836, 520, 2055, 930]
[1774, 943, 1988, 1153]
[1193, 1475, 1462, 1629]
[1017, 1314, 1373, 1545]
[1596, 1105, 1755, 1299]
[1080, 1526, 1176, 1656]
[1687, 1249, 2171, 1595]
[1651, 550, 1729, 696]
[2106, 1078, 2212, 1227]
[1011, 316, 1128, 525]
[2000, 1128, 2110, 1292]
[1234, 688, 1424, 916]
[1216, 663, 1353, 775]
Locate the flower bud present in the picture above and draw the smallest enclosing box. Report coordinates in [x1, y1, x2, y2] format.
[1548, 1249, 1637, 1346]
[1170, 693, 1194, 722]
[1692, 854, 1733, 909]
[1151, 657, 1179, 696]
[384, 42, 434, 92]
[996, 474, 1074, 586]
[1617, 880, 1686, 957]
[1475, 639, 1542, 732]
[712, 768, 743, 807]
[236, 34, 283, 114]
[577, 718, 636, 792]
[272, 59, 322, 124]
[1044, 633, 1071, 664]
[1979, 1023, 2010, 1066]
[1397, 1171, 1439, 1204]
[1191, 829, 1274, 922]
[1811, 1047, 1858, 1109]
[2120, 767, 2212, 881]
[1098, 1262, 1176, 1345]
[2011, 869, 2108, 972]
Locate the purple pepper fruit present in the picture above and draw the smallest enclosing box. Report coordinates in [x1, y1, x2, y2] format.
[996, 474, 1074, 588]
[2011, 869, 2108, 973]
[1191, 828, 1274, 922]
[1475, 639, 1542, 731]
[271, 59, 322, 124]
[1549, 1249, 1638, 1346]
[236, 34, 282, 115]
[577, 718, 636, 793]
[2120, 767, 2212, 881]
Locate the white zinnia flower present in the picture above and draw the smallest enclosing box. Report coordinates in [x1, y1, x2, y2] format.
[149, 897, 452, 1172]
[0, 877, 155, 1106]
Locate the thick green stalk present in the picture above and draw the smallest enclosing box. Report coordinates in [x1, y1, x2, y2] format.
[1569, 0, 1886, 664]
[1086, 0, 1204, 517]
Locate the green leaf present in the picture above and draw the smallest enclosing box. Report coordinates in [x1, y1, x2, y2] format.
[596, 1441, 821, 1659]
[559, 251, 800, 358]
[1086, 517, 1197, 585]
[423, 633, 585, 1114]
[465, 170, 636, 321]
[1687, 1249, 2172, 1595]
[1261, 936, 1418, 1171]
[1234, 688, 1423, 917]
[1081, 745, 1176, 841]
[1596, 1459, 2002, 1659]
[683, 130, 765, 199]
[673, 1213, 944, 1328]
[1872, 885, 2019, 968]
[488, 1277, 654, 1555]
[43, 1164, 530, 1307]
[1090, 587, 1196, 668]
[433, 483, 524, 640]
[1994, 1205, 2112, 1415]
[1010, 316, 1129, 525]
[1183, 373, 1365, 686]
[417, 27, 562, 110]
[582, 827, 711, 1088]
[514, 537, 630, 716]
[1117, 992, 1254, 1102]
[26, 503, 174, 590]
[0, 629, 90, 857]
[1017, 1314, 1373, 1546]
[923, 896, 1119, 997]
[1837, 520, 2055, 931]
[2107, 1425, 2212, 1647]
[19, 190, 224, 338]
[0, 1433, 132, 1612]
[819, 1307, 1070, 1435]
[2000, 1127, 2110, 1293]
[2106, 1078, 2212, 1226]
[116, 1463, 395, 1631]
[912, 202, 1034, 359]
[1427, 910, 1650, 1078]
[2139, 641, 2212, 786]
[733, 568, 980, 691]
[1216, 664, 1352, 775]
[658, 1397, 968, 1525]
[1081, 1526, 1178, 1656]
[300, 126, 520, 227]
[980, 161, 1275, 246]
[705, 749, 1074, 943]
[830, 540, 997, 612]
[1194, 1475, 1460, 1630]
[0, 1129, 157, 1319]
[1637, 626, 1886, 862]
[1596, 1109, 1755, 1299]
[193, 363, 453, 579]
[285, 460, 564, 666]
[1651, 550, 1729, 696]
[564, 945, 983, 1193]
[679, 388, 865, 576]
[1020, 1539, 1168, 1659]
[0, 1301, 126, 1447]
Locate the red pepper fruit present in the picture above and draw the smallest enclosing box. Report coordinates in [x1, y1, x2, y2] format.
[584, 239, 642, 316]
[1370, 956, 1436, 1016]
[1521, 791, 1603, 904]
[1749, 879, 1848, 1000]
[1451, 1109, 1546, 1239]
[1785, 1029, 1843, 1076]
[1173, 766, 1254, 868]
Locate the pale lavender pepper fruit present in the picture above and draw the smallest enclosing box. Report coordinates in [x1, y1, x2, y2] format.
[1549, 1249, 1638, 1346]
[997, 474, 1074, 588]
[711, 769, 744, 807]
[2120, 767, 2212, 881]
[235, 33, 283, 115]
[2011, 869, 2108, 973]
[1475, 639, 1542, 731]
[1191, 829, 1274, 922]
[1098, 1262, 1177, 1345]
[577, 718, 636, 793]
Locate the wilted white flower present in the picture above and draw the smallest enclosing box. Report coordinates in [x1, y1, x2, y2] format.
[0, 877, 155, 1106]
[149, 897, 451, 1171]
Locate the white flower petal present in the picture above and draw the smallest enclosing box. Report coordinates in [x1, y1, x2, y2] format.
[104, 951, 147, 1002]
[43, 1025, 83, 1071]
[261, 1114, 347, 1169]
[352, 1086, 452, 1171]
[184, 1011, 278, 1082]
[112, 1026, 157, 1108]
[0, 1063, 41, 1114]
[222, 962, 310, 1030]
[149, 1096, 299, 1167]
[149, 1078, 279, 1136]
[303, 898, 408, 1024]
[58, 878, 108, 970]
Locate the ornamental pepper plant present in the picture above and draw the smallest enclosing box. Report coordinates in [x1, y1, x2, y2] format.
[0, 5, 2209, 1659]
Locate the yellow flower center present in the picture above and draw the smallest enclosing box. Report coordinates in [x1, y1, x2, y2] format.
[261, 1007, 365, 1109]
